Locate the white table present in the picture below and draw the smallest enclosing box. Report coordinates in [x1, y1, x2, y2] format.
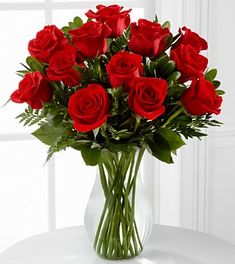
[1, 225, 235, 264]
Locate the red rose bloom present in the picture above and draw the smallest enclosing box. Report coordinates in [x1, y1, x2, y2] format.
[181, 77, 222, 115]
[180, 26, 208, 53]
[28, 25, 69, 63]
[129, 19, 170, 57]
[68, 84, 109, 132]
[86, 4, 131, 37]
[128, 77, 168, 120]
[170, 44, 208, 80]
[69, 21, 111, 58]
[106, 51, 143, 89]
[11, 71, 51, 109]
[47, 47, 81, 87]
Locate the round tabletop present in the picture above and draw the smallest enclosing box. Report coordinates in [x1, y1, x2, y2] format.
[1, 225, 235, 264]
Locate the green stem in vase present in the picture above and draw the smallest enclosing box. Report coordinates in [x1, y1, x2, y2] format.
[93, 148, 145, 259]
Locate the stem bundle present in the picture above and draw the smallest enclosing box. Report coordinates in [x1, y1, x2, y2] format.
[93, 148, 144, 259]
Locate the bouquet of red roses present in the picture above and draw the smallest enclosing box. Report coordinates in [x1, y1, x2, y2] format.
[9, 5, 225, 260]
[10, 4, 223, 165]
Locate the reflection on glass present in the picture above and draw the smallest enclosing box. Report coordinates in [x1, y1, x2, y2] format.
[55, 148, 96, 228]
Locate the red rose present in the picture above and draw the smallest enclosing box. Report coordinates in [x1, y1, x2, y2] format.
[11, 71, 51, 109]
[180, 27, 208, 53]
[68, 84, 109, 132]
[86, 4, 131, 37]
[170, 44, 208, 80]
[181, 77, 222, 115]
[28, 25, 69, 63]
[106, 51, 143, 89]
[128, 77, 168, 120]
[69, 21, 111, 58]
[129, 19, 170, 57]
[47, 47, 81, 87]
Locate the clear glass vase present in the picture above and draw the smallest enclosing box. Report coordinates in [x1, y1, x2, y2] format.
[84, 148, 153, 260]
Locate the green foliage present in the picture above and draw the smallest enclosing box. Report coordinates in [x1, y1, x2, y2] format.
[157, 128, 185, 150]
[61, 16, 83, 33]
[108, 26, 130, 55]
[216, 90, 225, 95]
[167, 84, 187, 100]
[145, 52, 179, 82]
[16, 70, 31, 77]
[145, 128, 185, 163]
[107, 125, 133, 140]
[16, 107, 46, 126]
[162, 21, 171, 29]
[145, 135, 173, 164]
[26, 56, 44, 72]
[81, 145, 101, 166]
[154, 14, 159, 23]
[46, 135, 90, 162]
[169, 113, 222, 139]
[205, 69, 217, 82]
[167, 71, 181, 85]
[32, 123, 66, 145]
[213, 80, 221, 89]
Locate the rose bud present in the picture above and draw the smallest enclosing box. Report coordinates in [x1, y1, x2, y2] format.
[106, 51, 143, 90]
[86, 4, 131, 37]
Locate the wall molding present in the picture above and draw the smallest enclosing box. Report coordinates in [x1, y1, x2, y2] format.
[180, 0, 211, 232]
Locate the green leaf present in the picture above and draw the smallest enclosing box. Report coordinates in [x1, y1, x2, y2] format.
[145, 135, 173, 164]
[213, 80, 221, 89]
[167, 79, 174, 87]
[216, 89, 225, 95]
[162, 21, 171, 28]
[68, 22, 74, 28]
[46, 108, 65, 127]
[109, 30, 129, 54]
[16, 70, 30, 75]
[168, 84, 186, 97]
[73, 16, 83, 27]
[152, 52, 169, 66]
[61, 26, 70, 33]
[145, 128, 185, 163]
[205, 69, 217, 81]
[20, 63, 31, 71]
[70, 140, 91, 151]
[81, 146, 101, 166]
[156, 128, 185, 151]
[26, 56, 44, 72]
[16, 107, 46, 126]
[1, 98, 11, 107]
[167, 71, 181, 82]
[165, 34, 174, 48]
[32, 123, 66, 145]
[153, 14, 159, 23]
[61, 16, 83, 33]
[161, 60, 176, 77]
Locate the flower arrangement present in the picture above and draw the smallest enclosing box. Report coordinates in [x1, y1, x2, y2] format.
[10, 5, 223, 165]
[9, 4, 224, 260]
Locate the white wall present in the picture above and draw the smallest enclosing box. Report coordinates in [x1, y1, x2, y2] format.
[152, 0, 235, 245]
